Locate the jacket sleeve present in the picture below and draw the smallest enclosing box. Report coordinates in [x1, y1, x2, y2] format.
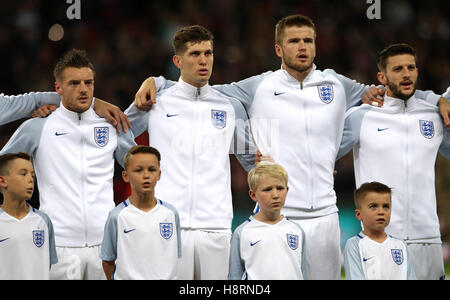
[114, 129, 137, 168]
[336, 105, 371, 161]
[212, 72, 271, 112]
[0, 118, 46, 156]
[228, 97, 257, 172]
[0, 92, 60, 126]
[439, 127, 450, 161]
[124, 102, 150, 138]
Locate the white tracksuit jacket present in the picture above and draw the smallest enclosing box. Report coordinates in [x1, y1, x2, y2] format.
[0, 103, 136, 247]
[125, 78, 254, 229]
[337, 95, 450, 242]
[154, 68, 440, 218]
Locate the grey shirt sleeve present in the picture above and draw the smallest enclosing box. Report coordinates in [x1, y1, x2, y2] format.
[343, 236, 366, 280]
[99, 207, 121, 262]
[0, 92, 60, 126]
[34, 208, 58, 265]
[160, 200, 182, 258]
[228, 221, 248, 280]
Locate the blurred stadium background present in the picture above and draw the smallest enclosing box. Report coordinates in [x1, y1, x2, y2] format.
[0, 0, 449, 275]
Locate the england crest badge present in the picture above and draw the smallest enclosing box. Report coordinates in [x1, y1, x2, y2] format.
[419, 120, 434, 139]
[317, 84, 334, 104]
[211, 109, 227, 129]
[94, 127, 109, 147]
[391, 249, 404, 265]
[286, 234, 299, 250]
[160, 222, 173, 240]
[32, 230, 45, 248]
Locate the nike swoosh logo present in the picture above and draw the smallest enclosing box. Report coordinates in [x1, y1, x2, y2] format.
[124, 229, 136, 234]
[55, 132, 68, 136]
[377, 128, 389, 131]
[250, 240, 261, 247]
[0, 238, 10, 243]
[363, 256, 374, 262]
[274, 91, 285, 96]
[166, 114, 179, 118]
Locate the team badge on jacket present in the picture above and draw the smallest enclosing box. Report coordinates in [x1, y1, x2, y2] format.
[419, 120, 434, 139]
[211, 109, 227, 129]
[391, 249, 404, 265]
[94, 127, 109, 147]
[32, 230, 45, 248]
[286, 234, 299, 250]
[317, 84, 334, 104]
[160, 222, 173, 239]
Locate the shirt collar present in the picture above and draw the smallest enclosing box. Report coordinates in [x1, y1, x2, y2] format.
[177, 77, 211, 98]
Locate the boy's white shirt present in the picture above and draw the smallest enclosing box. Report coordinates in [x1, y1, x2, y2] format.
[100, 198, 181, 280]
[228, 215, 306, 280]
[0, 205, 57, 280]
[344, 232, 416, 280]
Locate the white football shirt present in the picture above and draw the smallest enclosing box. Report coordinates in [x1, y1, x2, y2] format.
[0, 205, 57, 280]
[344, 232, 416, 280]
[100, 199, 181, 280]
[228, 216, 306, 280]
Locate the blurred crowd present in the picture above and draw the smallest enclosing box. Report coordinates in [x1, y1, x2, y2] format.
[0, 0, 449, 254]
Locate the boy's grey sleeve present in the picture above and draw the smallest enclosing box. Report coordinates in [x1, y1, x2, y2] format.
[213, 72, 271, 111]
[343, 237, 365, 280]
[228, 223, 246, 280]
[35, 210, 58, 265]
[0, 92, 60, 126]
[438, 127, 450, 161]
[0, 118, 46, 156]
[100, 210, 119, 262]
[336, 106, 371, 161]
[114, 130, 137, 169]
[161, 201, 182, 258]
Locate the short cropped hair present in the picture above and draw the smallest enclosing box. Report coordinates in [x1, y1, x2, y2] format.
[0, 152, 32, 176]
[53, 49, 95, 81]
[354, 181, 392, 209]
[275, 14, 316, 45]
[377, 43, 417, 72]
[247, 161, 288, 191]
[172, 25, 214, 55]
[123, 145, 161, 170]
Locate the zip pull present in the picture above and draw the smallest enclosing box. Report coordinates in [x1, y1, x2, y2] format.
[197, 88, 201, 97]
[300, 82, 303, 90]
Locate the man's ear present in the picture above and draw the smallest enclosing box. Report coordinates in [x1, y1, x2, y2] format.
[355, 209, 362, 221]
[377, 72, 387, 86]
[275, 44, 282, 59]
[55, 81, 63, 96]
[172, 55, 182, 69]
